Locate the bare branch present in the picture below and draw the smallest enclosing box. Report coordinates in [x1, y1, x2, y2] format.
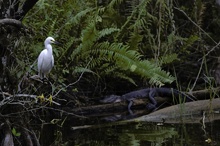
[0, 92, 61, 106]
[53, 58, 93, 97]
[0, 18, 24, 28]
[174, 7, 217, 44]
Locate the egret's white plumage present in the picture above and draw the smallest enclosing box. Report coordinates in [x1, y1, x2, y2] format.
[38, 37, 56, 79]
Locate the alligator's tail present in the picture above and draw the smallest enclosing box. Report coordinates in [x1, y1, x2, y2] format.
[172, 88, 196, 102]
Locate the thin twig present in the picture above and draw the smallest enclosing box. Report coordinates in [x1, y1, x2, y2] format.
[0, 92, 61, 105]
[43, 107, 87, 118]
[53, 58, 93, 97]
[189, 57, 205, 92]
[174, 7, 220, 59]
[174, 7, 220, 92]
[174, 7, 217, 44]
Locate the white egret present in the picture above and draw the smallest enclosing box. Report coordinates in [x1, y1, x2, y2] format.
[37, 37, 59, 79]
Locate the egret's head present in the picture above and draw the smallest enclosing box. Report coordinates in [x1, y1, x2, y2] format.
[45, 37, 56, 45]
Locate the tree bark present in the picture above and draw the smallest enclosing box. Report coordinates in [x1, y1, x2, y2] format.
[0, 18, 24, 28]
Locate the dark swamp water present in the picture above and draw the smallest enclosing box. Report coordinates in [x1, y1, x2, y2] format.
[65, 121, 220, 146]
[40, 111, 220, 146]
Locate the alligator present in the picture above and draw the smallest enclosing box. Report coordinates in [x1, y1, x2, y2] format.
[100, 88, 195, 113]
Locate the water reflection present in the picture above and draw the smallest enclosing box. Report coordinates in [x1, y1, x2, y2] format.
[61, 119, 220, 145]
[117, 123, 178, 145]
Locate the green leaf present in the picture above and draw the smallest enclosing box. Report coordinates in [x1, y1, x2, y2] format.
[12, 128, 21, 137]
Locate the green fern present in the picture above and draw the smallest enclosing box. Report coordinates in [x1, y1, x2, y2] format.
[108, 0, 124, 9]
[81, 22, 98, 48]
[158, 53, 178, 66]
[69, 8, 94, 25]
[98, 28, 120, 40]
[128, 31, 143, 50]
[21, 0, 179, 87]
[90, 42, 175, 85]
[109, 72, 137, 86]
[73, 66, 95, 74]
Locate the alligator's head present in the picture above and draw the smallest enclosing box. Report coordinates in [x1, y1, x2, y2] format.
[100, 95, 122, 103]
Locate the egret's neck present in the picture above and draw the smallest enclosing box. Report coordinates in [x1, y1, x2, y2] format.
[45, 44, 53, 55]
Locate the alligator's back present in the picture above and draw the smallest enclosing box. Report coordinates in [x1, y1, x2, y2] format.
[155, 88, 175, 96]
[121, 89, 150, 100]
[100, 89, 150, 103]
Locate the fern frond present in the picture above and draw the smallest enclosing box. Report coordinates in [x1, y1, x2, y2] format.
[108, 0, 124, 9]
[48, 17, 58, 36]
[57, 36, 76, 61]
[94, 42, 142, 62]
[181, 35, 200, 51]
[68, 8, 94, 25]
[111, 72, 137, 86]
[71, 44, 83, 61]
[98, 28, 120, 40]
[130, 18, 147, 30]
[81, 22, 98, 49]
[136, 60, 175, 85]
[90, 42, 175, 85]
[158, 53, 178, 65]
[128, 31, 143, 50]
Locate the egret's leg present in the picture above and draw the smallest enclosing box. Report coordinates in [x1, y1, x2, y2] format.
[42, 75, 49, 84]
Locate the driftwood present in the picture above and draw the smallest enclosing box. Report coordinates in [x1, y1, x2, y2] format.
[69, 99, 220, 130]
[130, 98, 220, 123]
[71, 98, 220, 130]
[70, 92, 220, 130]
[65, 98, 149, 115]
[187, 87, 220, 100]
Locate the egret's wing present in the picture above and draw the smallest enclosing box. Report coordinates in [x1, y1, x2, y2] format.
[51, 55, 54, 67]
[37, 50, 46, 78]
[38, 53, 43, 72]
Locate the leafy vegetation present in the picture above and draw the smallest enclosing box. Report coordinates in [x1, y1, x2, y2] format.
[2, 0, 216, 97]
[16, 0, 189, 91]
[2, 0, 220, 145]
[2, 0, 219, 95]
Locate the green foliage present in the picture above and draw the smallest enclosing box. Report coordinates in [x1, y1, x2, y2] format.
[18, 0, 207, 90]
[128, 31, 143, 50]
[12, 127, 21, 137]
[181, 35, 200, 52]
[158, 53, 178, 66]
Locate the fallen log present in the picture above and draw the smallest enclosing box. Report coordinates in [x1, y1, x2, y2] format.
[63, 99, 143, 116]
[187, 87, 220, 100]
[129, 98, 220, 123]
[62, 88, 220, 117]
